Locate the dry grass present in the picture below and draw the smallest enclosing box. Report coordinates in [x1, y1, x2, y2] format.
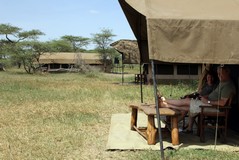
[1, 68, 238, 160]
[0, 69, 148, 159]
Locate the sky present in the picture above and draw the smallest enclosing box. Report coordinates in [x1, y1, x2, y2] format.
[1, 0, 135, 48]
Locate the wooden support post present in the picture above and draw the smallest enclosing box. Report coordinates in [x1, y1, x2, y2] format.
[200, 114, 205, 142]
[197, 115, 200, 136]
[171, 116, 179, 145]
[130, 108, 137, 130]
[146, 115, 157, 145]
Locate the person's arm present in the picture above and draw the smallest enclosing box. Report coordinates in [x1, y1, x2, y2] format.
[200, 96, 229, 106]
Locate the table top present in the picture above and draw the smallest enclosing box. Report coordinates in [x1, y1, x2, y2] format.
[129, 103, 181, 116]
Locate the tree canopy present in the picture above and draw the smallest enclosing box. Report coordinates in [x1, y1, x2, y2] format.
[61, 35, 90, 52]
[0, 23, 119, 73]
[92, 28, 117, 71]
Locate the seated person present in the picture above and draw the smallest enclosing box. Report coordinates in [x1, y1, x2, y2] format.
[159, 66, 236, 134]
[180, 71, 217, 131]
[181, 71, 217, 99]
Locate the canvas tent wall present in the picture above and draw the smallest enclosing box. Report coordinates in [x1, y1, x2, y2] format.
[119, 0, 239, 64]
[119, 0, 239, 131]
[39, 52, 102, 64]
[111, 40, 203, 83]
[38, 52, 108, 71]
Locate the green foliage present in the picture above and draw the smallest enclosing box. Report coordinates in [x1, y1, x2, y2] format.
[0, 23, 44, 43]
[91, 28, 116, 72]
[0, 23, 47, 73]
[13, 41, 51, 73]
[0, 23, 21, 35]
[18, 29, 45, 41]
[47, 39, 73, 52]
[0, 23, 119, 74]
[91, 28, 116, 50]
[61, 35, 90, 52]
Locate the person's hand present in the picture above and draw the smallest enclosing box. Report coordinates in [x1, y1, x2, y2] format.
[200, 96, 208, 104]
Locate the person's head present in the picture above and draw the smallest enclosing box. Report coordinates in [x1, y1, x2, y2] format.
[206, 72, 214, 84]
[217, 66, 231, 82]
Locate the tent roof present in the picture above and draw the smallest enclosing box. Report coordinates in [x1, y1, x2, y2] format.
[123, 0, 239, 20]
[110, 39, 140, 64]
[39, 52, 103, 64]
[119, 0, 239, 64]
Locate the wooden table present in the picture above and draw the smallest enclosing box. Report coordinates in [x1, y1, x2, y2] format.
[129, 104, 180, 145]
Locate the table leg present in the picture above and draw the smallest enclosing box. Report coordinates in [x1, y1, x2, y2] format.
[146, 115, 157, 145]
[131, 108, 137, 130]
[171, 116, 179, 145]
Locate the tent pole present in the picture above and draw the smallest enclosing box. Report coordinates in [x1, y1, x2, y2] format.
[151, 60, 165, 160]
[140, 62, 143, 103]
[122, 63, 124, 84]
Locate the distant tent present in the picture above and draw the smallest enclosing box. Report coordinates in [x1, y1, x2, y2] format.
[110, 40, 140, 64]
[39, 52, 102, 65]
[38, 52, 112, 72]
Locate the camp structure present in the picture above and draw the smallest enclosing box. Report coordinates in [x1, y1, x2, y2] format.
[112, 39, 203, 84]
[38, 52, 110, 72]
[119, 0, 239, 81]
[119, 0, 239, 155]
[119, 0, 239, 124]
[110, 39, 140, 64]
[110, 39, 140, 82]
[119, 0, 239, 64]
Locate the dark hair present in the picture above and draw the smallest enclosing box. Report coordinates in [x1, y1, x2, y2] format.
[207, 71, 214, 76]
[206, 70, 218, 83]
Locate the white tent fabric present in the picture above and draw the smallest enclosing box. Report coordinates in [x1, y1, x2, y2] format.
[119, 0, 239, 64]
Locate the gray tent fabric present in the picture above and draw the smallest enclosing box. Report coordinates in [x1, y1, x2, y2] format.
[119, 0, 239, 64]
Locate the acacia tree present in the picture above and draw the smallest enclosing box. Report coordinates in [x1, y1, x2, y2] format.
[0, 24, 21, 68]
[16, 41, 51, 73]
[47, 39, 73, 52]
[0, 23, 45, 72]
[0, 24, 21, 43]
[61, 35, 90, 52]
[91, 28, 116, 72]
[0, 24, 43, 43]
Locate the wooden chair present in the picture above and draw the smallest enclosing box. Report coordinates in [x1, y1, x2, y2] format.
[182, 113, 200, 136]
[198, 97, 233, 143]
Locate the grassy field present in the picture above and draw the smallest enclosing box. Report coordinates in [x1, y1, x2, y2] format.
[0, 68, 239, 160]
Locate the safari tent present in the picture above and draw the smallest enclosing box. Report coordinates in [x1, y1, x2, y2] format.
[119, 0, 239, 152]
[119, 0, 239, 64]
[38, 52, 110, 72]
[111, 39, 203, 82]
[110, 39, 140, 64]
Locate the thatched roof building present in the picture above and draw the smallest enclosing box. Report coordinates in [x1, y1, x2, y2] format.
[38, 52, 112, 72]
[110, 39, 140, 64]
[39, 52, 102, 65]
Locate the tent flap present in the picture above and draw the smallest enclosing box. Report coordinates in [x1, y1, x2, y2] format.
[119, 0, 239, 64]
[148, 18, 239, 64]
